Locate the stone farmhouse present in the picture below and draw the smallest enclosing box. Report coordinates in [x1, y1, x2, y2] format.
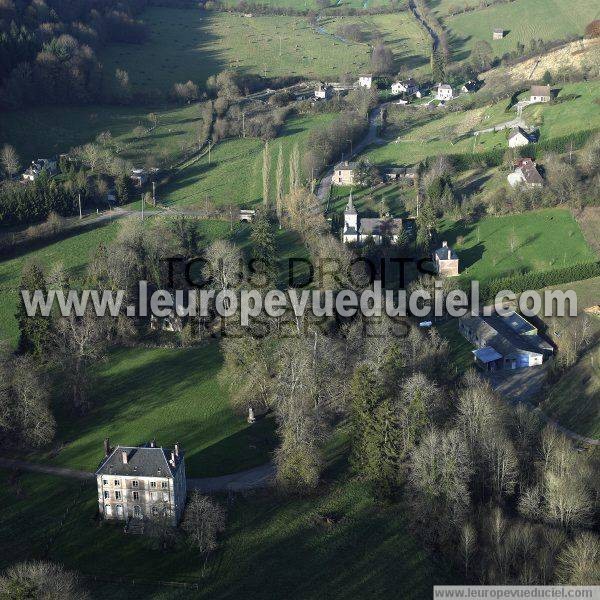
[22, 157, 58, 182]
[342, 194, 403, 244]
[508, 127, 531, 148]
[436, 84, 453, 101]
[493, 28, 505, 39]
[530, 85, 551, 103]
[459, 310, 553, 371]
[507, 157, 543, 188]
[391, 78, 419, 96]
[433, 241, 459, 276]
[96, 440, 187, 527]
[315, 82, 332, 100]
[358, 74, 373, 89]
[333, 160, 357, 185]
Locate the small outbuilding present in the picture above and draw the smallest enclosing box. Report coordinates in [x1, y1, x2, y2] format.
[493, 28, 505, 40]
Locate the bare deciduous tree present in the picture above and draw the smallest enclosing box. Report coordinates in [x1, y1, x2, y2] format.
[1, 144, 21, 179]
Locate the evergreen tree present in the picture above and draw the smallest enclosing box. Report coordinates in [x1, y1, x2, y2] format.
[114, 175, 131, 206]
[16, 261, 50, 359]
[250, 211, 277, 288]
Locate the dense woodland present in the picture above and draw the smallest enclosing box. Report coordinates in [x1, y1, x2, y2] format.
[0, 0, 148, 108]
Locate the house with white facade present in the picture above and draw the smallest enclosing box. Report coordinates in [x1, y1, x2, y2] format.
[530, 85, 551, 103]
[333, 161, 357, 186]
[22, 158, 58, 181]
[433, 241, 459, 276]
[508, 127, 531, 148]
[342, 194, 403, 244]
[358, 74, 373, 89]
[391, 78, 419, 96]
[96, 440, 187, 527]
[315, 82, 332, 100]
[436, 84, 453, 101]
[507, 157, 543, 188]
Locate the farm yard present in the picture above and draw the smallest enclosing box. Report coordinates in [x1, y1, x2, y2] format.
[100, 8, 431, 93]
[444, 0, 600, 62]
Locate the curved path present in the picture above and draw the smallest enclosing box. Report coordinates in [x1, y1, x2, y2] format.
[0, 457, 276, 491]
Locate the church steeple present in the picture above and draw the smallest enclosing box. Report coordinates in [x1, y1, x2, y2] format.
[345, 190, 357, 214]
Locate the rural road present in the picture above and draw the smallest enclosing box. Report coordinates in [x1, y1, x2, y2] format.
[0, 457, 276, 491]
[316, 102, 391, 207]
[487, 366, 600, 446]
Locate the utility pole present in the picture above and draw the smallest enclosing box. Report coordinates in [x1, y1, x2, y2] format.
[78, 193, 82, 220]
[152, 181, 156, 205]
[242, 112, 245, 138]
[346, 138, 353, 157]
[279, 35, 283, 57]
[208, 142, 212, 164]
[141, 192, 144, 220]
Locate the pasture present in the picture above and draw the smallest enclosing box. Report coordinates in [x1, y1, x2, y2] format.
[100, 8, 430, 93]
[445, 0, 599, 62]
[437, 208, 597, 283]
[0, 103, 205, 166]
[161, 113, 335, 208]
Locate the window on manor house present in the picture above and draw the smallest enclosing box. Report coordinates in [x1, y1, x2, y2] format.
[114, 479, 120, 486]
[150, 481, 157, 488]
[133, 491, 139, 501]
[161, 482, 168, 489]
[104, 491, 109, 499]
[103, 479, 108, 486]
[132, 480, 139, 487]
[115, 491, 121, 500]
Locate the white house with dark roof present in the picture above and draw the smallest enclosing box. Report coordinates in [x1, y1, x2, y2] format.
[358, 75, 373, 89]
[342, 194, 403, 244]
[391, 78, 419, 96]
[333, 160, 358, 186]
[96, 439, 187, 527]
[508, 127, 531, 148]
[459, 309, 553, 371]
[436, 84, 453, 101]
[507, 157, 543, 188]
[530, 85, 551, 103]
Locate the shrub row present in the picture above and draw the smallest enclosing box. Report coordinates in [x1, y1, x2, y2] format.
[460, 261, 600, 302]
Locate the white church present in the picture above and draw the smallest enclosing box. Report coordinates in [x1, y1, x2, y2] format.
[342, 194, 404, 244]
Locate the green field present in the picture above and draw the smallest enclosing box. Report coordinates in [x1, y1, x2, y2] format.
[438, 208, 597, 283]
[0, 218, 234, 344]
[0, 457, 451, 596]
[541, 341, 600, 439]
[445, 0, 599, 62]
[28, 344, 275, 477]
[101, 9, 429, 93]
[161, 113, 335, 208]
[0, 103, 205, 166]
[363, 81, 600, 167]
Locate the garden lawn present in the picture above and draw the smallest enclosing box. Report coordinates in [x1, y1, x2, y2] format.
[0, 466, 451, 596]
[541, 341, 600, 440]
[445, 0, 599, 62]
[437, 318, 475, 376]
[28, 344, 275, 478]
[161, 113, 336, 207]
[437, 208, 597, 283]
[0, 103, 205, 166]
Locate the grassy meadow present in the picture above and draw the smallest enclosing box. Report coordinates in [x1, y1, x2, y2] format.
[29, 344, 275, 478]
[161, 113, 335, 208]
[101, 8, 431, 93]
[438, 208, 597, 283]
[0, 103, 205, 166]
[363, 80, 600, 167]
[445, 0, 599, 62]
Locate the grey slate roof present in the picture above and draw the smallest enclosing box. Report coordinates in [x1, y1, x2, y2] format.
[434, 246, 458, 260]
[530, 85, 551, 97]
[360, 217, 403, 236]
[96, 445, 183, 478]
[461, 311, 553, 359]
[508, 127, 530, 141]
[335, 161, 358, 171]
